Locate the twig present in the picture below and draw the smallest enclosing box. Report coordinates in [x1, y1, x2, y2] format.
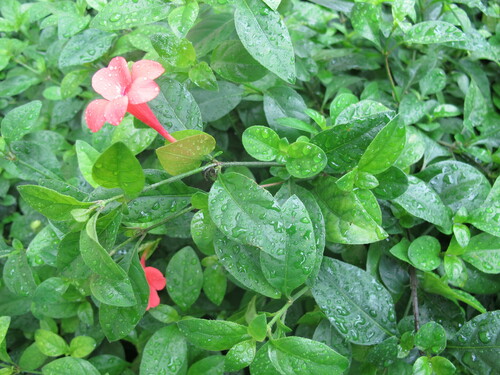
[409, 266, 420, 332]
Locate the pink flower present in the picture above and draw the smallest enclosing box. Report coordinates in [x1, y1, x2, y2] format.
[85, 56, 176, 143]
[140, 254, 166, 310]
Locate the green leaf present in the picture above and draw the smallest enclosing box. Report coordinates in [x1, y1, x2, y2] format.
[91, 0, 172, 31]
[140, 325, 187, 375]
[99, 255, 149, 341]
[430, 356, 456, 375]
[285, 142, 327, 178]
[372, 166, 408, 199]
[392, 0, 416, 23]
[234, 0, 295, 83]
[168, 0, 199, 38]
[149, 77, 203, 132]
[32, 278, 79, 319]
[264, 86, 309, 139]
[312, 113, 391, 174]
[191, 210, 216, 255]
[415, 322, 446, 354]
[188, 356, 225, 375]
[350, 3, 381, 49]
[92, 142, 144, 197]
[156, 133, 216, 176]
[1, 101, 42, 142]
[311, 257, 397, 345]
[449, 311, 500, 374]
[419, 68, 446, 96]
[42, 357, 99, 375]
[242, 126, 281, 162]
[248, 314, 268, 342]
[405, 21, 466, 44]
[60, 69, 88, 99]
[189, 62, 218, 91]
[0, 317, 10, 345]
[250, 342, 281, 375]
[80, 214, 127, 281]
[152, 32, 196, 68]
[214, 232, 280, 298]
[313, 176, 387, 244]
[187, 13, 236, 57]
[17, 185, 92, 221]
[335, 100, 392, 126]
[358, 117, 406, 175]
[262, 0, 281, 10]
[149, 304, 180, 324]
[209, 172, 285, 254]
[0, 75, 39, 98]
[211, 40, 267, 83]
[464, 81, 487, 128]
[276, 118, 319, 134]
[90, 273, 136, 307]
[393, 176, 452, 233]
[268, 336, 349, 375]
[177, 318, 249, 351]
[416, 160, 490, 214]
[408, 236, 441, 271]
[225, 339, 255, 372]
[19, 343, 47, 372]
[75, 140, 100, 188]
[467, 177, 500, 237]
[111, 117, 157, 155]
[166, 246, 203, 310]
[260, 196, 317, 296]
[69, 336, 96, 358]
[3, 250, 36, 297]
[203, 263, 226, 306]
[460, 233, 500, 274]
[59, 29, 114, 69]
[35, 329, 69, 357]
[412, 356, 432, 375]
[191, 81, 243, 122]
[329, 93, 359, 122]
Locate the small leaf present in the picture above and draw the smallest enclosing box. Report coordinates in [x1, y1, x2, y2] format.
[415, 322, 446, 354]
[191, 81, 243, 122]
[166, 246, 203, 310]
[351, 3, 381, 49]
[177, 318, 249, 351]
[189, 62, 218, 91]
[1, 101, 42, 142]
[285, 142, 327, 178]
[92, 142, 145, 197]
[35, 329, 69, 357]
[225, 340, 256, 372]
[405, 21, 467, 44]
[408, 236, 441, 271]
[168, 0, 199, 38]
[42, 357, 100, 375]
[69, 336, 97, 358]
[460, 233, 500, 274]
[3, 250, 37, 297]
[242, 126, 281, 162]
[203, 263, 226, 306]
[75, 140, 100, 188]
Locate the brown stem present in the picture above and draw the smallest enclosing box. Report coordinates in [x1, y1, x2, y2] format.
[409, 266, 420, 332]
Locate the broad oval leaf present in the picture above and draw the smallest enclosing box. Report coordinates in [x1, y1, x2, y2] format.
[1, 100, 42, 142]
[234, 0, 295, 83]
[214, 232, 281, 299]
[166, 246, 203, 310]
[268, 336, 349, 375]
[191, 81, 243, 122]
[149, 77, 203, 133]
[3, 251, 37, 297]
[91, 0, 172, 31]
[449, 311, 500, 375]
[242, 126, 281, 162]
[209, 172, 286, 255]
[408, 236, 441, 272]
[405, 21, 467, 44]
[59, 29, 115, 69]
[42, 357, 99, 375]
[211, 40, 267, 83]
[177, 318, 249, 351]
[466, 177, 500, 237]
[90, 274, 136, 307]
[32, 278, 79, 319]
[92, 142, 144, 197]
[311, 257, 397, 345]
[285, 142, 327, 178]
[140, 325, 187, 375]
[461, 233, 500, 274]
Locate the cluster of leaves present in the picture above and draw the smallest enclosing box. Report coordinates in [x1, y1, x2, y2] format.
[0, 0, 499, 374]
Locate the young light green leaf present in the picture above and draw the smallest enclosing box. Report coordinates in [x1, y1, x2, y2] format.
[92, 142, 144, 197]
[415, 322, 446, 354]
[69, 336, 97, 358]
[166, 246, 203, 310]
[75, 140, 100, 188]
[408, 236, 441, 272]
[234, 0, 295, 83]
[42, 357, 100, 375]
[189, 62, 218, 91]
[242, 126, 281, 162]
[156, 133, 216, 176]
[35, 329, 69, 357]
[168, 0, 199, 38]
[1, 101, 41, 142]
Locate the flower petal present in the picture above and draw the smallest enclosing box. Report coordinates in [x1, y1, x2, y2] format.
[92, 56, 131, 100]
[147, 288, 160, 310]
[127, 77, 161, 104]
[145, 266, 166, 290]
[104, 96, 128, 126]
[131, 60, 164, 81]
[85, 99, 109, 132]
[127, 103, 171, 139]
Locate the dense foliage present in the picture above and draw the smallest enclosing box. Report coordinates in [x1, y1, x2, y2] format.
[0, 0, 499, 374]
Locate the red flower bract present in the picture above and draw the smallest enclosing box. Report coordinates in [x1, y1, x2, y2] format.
[85, 56, 176, 143]
[140, 255, 166, 310]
